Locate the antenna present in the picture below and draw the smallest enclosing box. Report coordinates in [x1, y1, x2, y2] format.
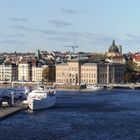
[64, 46, 78, 54]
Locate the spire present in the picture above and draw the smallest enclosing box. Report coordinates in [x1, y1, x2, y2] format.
[112, 38, 115, 45]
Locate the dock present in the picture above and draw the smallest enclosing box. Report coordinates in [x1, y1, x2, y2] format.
[102, 83, 140, 89]
[0, 103, 28, 121]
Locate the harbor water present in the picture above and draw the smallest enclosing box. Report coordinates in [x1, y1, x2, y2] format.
[1, 89, 140, 140]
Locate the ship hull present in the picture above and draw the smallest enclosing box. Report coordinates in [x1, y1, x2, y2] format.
[28, 96, 56, 111]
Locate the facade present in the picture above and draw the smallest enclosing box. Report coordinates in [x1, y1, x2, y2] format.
[56, 60, 125, 85]
[56, 59, 83, 85]
[32, 67, 43, 82]
[56, 63, 68, 84]
[133, 53, 140, 72]
[98, 63, 124, 84]
[18, 61, 32, 81]
[32, 65, 48, 82]
[0, 64, 18, 81]
[81, 63, 98, 84]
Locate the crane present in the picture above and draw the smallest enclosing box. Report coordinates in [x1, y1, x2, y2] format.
[64, 45, 78, 54]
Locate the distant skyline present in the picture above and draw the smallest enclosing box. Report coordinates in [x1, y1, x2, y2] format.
[0, 0, 140, 53]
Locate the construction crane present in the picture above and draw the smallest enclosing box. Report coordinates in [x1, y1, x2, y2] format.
[64, 45, 78, 54]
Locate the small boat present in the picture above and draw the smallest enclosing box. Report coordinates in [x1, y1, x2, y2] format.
[86, 84, 103, 90]
[27, 85, 56, 111]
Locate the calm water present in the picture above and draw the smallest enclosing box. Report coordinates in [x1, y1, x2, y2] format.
[1, 89, 140, 140]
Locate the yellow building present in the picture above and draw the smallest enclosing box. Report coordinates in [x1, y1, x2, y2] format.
[56, 59, 81, 85]
[81, 63, 98, 84]
[32, 65, 48, 82]
[56, 59, 124, 85]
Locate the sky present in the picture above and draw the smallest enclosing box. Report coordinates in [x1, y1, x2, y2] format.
[0, 0, 140, 53]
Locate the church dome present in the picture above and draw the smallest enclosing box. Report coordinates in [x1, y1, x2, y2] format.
[108, 40, 119, 53]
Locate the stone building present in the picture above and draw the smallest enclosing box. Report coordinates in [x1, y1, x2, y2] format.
[56, 59, 125, 85]
[56, 59, 83, 85]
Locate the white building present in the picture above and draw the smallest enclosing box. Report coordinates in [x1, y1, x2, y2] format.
[18, 61, 31, 81]
[0, 64, 17, 81]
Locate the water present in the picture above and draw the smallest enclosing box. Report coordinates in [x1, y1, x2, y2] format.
[0, 89, 140, 140]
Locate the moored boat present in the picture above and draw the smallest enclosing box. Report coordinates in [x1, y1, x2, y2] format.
[27, 85, 56, 111]
[86, 84, 103, 90]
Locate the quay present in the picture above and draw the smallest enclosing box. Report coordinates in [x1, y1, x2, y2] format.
[0, 103, 28, 121]
[102, 83, 140, 89]
[55, 83, 140, 90]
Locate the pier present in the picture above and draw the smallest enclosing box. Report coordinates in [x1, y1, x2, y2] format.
[0, 102, 28, 121]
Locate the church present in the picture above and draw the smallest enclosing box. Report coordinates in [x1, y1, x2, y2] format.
[105, 40, 126, 64]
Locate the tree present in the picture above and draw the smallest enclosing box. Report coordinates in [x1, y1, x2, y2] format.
[126, 60, 136, 72]
[42, 67, 50, 82]
[124, 72, 132, 82]
[42, 66, 56, 83]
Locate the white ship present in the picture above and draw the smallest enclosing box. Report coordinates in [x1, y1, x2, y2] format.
[27, 86, 56, 111]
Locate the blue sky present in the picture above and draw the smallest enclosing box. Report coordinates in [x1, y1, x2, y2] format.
[0, 0, 140, 53]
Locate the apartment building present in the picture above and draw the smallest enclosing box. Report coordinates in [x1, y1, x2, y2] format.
[0, 64, 18, 81]
[18, 60, 32, 81]
[32, 65, 48, 82]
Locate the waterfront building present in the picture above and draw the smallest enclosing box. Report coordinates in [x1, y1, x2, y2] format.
[0, 64, 18, 81]
[32, 65, 48, 82]
[81, 63, 98, 84]
[56, 59, 125, 85]
[56, 59, 86, 85]
[18, 60, 32, 81]
[98, 63, 124, 84]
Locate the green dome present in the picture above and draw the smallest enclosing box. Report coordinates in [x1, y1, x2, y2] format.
[108, 40, 119, 53]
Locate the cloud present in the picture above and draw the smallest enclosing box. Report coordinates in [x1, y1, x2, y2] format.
[11, 24, 113, 47]
[12, 25, 33, 32]
[0, 33, 26, 38]
[61, 8, 86, 15]
[48, 19, 72, 28]
[61, 8, 78, 15]
[83, 32, 112, 44]
[12, 25, 82, 36]
[124, 33, 140, 45]
[10, 17, 28, 22]
[0, 39, 28, 45]
[125, 33, 140, 39]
